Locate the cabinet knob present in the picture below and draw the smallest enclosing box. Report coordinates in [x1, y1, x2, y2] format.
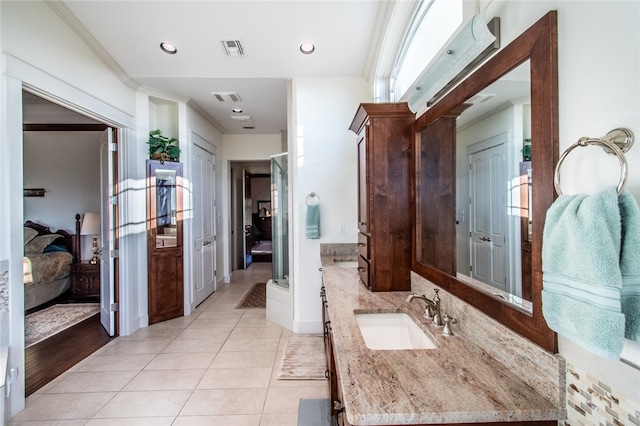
[357, 267, 365, 272]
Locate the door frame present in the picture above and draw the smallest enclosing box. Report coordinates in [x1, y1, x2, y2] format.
[191, 132, 217, 306]
[6, 56, 131, 415]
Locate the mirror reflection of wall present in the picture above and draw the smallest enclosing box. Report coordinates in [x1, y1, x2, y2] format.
[155, 168, 177, 248]
[454, 61, 532, 311]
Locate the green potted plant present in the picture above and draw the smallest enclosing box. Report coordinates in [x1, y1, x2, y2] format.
[148, 129, 180, 163]
[522, 138, 531, 161]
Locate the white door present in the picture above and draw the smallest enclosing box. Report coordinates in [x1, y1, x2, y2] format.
[193, 143, 217, 306]
[99, 128, 116, 335]
[468, 140, 508, 291]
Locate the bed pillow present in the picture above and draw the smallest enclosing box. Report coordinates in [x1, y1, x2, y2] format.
[43, 243, 68, 253]
[25, 234, 63, 254]
[24, 227, 38, 246]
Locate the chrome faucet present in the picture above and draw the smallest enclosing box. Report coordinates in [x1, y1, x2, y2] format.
[406, 289, 443, 326]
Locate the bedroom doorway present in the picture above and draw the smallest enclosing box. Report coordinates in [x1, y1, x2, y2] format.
[230, 161, 272, 271]
[22, 89, 120, 395]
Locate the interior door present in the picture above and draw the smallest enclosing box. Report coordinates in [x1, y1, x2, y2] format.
[469, 141, 508, 291]
[243, 169, 251, 269]
[99, 128, 116, 336]
[193, 143, 216, 305]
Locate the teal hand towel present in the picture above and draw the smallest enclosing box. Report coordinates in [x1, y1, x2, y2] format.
[306, 204, 320, 239]
[542, 187, 626, 359]
[619, 190, 640, 341]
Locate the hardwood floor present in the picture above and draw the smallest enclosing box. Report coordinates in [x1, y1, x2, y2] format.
[25, 313, 113, 396]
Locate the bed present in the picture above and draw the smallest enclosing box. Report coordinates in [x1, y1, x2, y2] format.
[23, 219, 77, 311]
[250, 214, 272, 262]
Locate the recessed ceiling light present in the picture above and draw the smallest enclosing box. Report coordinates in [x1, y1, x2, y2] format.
[299, 42, 315, 55]
[232, 108, 243, 113]
[160, 41, 177, 54]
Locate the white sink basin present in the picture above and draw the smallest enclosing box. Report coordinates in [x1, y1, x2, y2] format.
[333, 260, 359, 268]
[355, 312, 437, 350]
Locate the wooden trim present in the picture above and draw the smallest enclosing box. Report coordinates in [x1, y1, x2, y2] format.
[23, 123, 108, 132]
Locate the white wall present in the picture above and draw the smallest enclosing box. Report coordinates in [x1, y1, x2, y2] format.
[290, 76, 369, 333]
[23, 131, 102, 259]
[1, 1, 135, 116]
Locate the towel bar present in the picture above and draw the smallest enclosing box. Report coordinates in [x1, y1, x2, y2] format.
[554, 128, 633, 196]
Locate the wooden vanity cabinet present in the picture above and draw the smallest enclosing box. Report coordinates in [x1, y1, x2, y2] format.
[321, 285, 341, 417]
[147, 160, 184, 325]
[349, 103, 414, 292]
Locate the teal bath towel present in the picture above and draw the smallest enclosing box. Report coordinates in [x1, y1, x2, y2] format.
[542, 187, 626, 359]
[619, 190, 640, 342]
[306, 204, 320, 239]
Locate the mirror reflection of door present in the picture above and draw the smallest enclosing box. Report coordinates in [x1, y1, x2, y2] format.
[468, 135, 508, 292]
[454, 61, 532, 306]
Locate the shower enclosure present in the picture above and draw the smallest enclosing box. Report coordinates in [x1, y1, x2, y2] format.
[270, 153, 289, 288]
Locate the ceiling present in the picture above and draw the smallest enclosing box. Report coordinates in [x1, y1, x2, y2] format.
[31, 1, 388, 134]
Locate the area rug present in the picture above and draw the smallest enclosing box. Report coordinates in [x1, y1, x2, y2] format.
[25, 303, 100, 348]
[235, 282, 267, 309]
[278, 334, 327, 380]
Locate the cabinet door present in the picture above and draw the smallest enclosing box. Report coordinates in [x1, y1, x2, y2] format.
[357, 128, 368, 233]
[148, 250, 184, 323]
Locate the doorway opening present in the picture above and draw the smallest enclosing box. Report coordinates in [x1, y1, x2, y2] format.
[22, 90, 120, 395]
[230, 161, 272, 272]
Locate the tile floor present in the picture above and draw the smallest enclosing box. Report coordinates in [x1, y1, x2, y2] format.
[11, 263, 328, 425]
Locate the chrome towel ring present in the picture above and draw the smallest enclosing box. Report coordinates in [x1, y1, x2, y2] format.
[306, 192, 320, 206]
[554, 128, 634, 196]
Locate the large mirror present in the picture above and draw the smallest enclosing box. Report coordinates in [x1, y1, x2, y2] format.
[413, 11, 558, 352]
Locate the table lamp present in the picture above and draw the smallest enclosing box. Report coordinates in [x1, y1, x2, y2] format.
[80, 212, 101, 264]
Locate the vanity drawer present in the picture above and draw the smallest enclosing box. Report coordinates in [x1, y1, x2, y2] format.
[358, 256, 370, 290]
[358, 232, 370, 260]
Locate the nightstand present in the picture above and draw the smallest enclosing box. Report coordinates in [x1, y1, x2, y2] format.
[70, 261, 100, 299]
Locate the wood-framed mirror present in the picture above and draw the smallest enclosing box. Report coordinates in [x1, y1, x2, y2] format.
[412, 11, 558, 352]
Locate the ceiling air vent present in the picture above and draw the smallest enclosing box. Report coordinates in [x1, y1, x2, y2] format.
[211, 92, 241, 102]
[467, 93, 496, 104]
[229, 115, 254, 124]
[221, 40, 245, 57]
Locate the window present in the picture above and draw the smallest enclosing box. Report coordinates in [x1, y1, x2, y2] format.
[391, 0, 463, 101]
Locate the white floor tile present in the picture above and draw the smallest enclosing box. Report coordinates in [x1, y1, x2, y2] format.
[180, 388, 267, 416]
[93, 390, 192, 418]
[123, 369, 206, 391]
[197, 367, 271, 389]
[85, 417, 175, 425]
[144, 352, 215, 370]
[45, 371, 138, 393]
[172, 415, 261, 426]
[11, 392, 115, 421]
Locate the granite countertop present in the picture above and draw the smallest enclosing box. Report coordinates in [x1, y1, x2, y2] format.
[321, 257, 563, 425]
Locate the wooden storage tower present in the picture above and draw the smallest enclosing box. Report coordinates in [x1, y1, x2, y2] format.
[349, 103, 414, 291]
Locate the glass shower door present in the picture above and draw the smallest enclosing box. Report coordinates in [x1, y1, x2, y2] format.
[270, 153, 289, 288]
